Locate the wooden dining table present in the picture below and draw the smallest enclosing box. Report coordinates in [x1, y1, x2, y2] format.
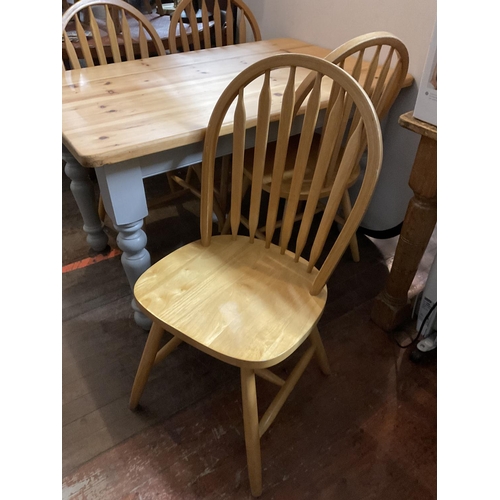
[62, 37, 413, 328]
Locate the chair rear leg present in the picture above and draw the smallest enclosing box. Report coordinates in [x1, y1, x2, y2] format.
[192, 164, 226, 232]
[309, 326, 331, 375]
[219, 155, 231, 216]
[241, 368, 262, 497]
[98, 195, 106, 222]
[221, 175, 251, 235]
[341, 191, 360, 262]
[129, 322, 165, 410]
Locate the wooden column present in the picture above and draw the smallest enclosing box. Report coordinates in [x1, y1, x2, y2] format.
[371, 111, 437, 331]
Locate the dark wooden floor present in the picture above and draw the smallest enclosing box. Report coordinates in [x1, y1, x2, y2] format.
[62, 169, 437, 499]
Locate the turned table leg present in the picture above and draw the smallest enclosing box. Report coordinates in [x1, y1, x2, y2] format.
[62, 147, 109, 253]
[371, 128, 437, 332]
[114, 219, 153, 330]
[95, 160, 153, 330]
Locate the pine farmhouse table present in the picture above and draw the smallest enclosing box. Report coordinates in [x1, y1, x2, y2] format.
[62, 38, 413, 328]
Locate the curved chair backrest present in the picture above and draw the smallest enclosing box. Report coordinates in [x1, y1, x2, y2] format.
[200, 53, 383, 295]
[63, 0, 165, 70]
[295, 32, 409, 121]
[292, 32, 408, 189]
[168, 0, 261, 53]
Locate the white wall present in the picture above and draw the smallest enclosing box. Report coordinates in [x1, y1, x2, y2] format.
[246, 0, 437, 232]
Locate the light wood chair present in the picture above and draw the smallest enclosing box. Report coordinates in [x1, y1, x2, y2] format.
[240, 32, 409, 261]
[63, 0, 166, 70]
[164, 0, 261, 228]
[168, 0, 261, 53]
[129, 53, 383, 497]
[168, 0, 262, 230]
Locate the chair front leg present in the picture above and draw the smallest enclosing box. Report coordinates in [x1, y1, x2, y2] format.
[129, 322, 165, 410]
[241, 367, 262, 497]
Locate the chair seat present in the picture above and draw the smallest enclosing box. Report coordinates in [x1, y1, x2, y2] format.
[243, 134, 360, 200]
[134, 235, 327, 368]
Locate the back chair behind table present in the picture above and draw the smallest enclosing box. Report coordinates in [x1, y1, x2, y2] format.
[62, 0, 165, 70]
[165, 0, 262, 229]
[240, 32, 410, 262]
[168, 0, 261, 53]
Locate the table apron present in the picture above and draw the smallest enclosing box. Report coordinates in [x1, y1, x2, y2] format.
[95, 114, 309, 227]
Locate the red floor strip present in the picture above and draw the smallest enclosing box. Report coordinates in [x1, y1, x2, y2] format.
[62, 248, 122, 273]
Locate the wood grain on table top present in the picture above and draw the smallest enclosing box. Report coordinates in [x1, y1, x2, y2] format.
[62, 38, 412, 168]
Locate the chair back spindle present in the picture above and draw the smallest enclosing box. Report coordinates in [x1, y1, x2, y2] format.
[168, 0, 261, 53]
[201, 54, 383, 295]
[295, 33, 409, 122]
[293, 33, 409, 191]
[264, 66, 296, 248]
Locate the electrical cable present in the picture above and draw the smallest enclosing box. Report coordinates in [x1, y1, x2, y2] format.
[393, 301, 437, 349]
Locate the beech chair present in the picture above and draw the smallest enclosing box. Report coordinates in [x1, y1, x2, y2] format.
[129, 53, 383, 496]
[165, 0, 261, 227]
[240, 32, 409, 261]
[168, 0, 261, 53]
[63, 0, 166, 70]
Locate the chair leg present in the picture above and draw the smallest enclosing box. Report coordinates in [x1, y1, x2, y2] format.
[98, 195, 106, 223]
[309, 326, 331, 375]
[221, 215, 231, 235]
[241, 368, 262, 497]
[219, 155, 231, 216]
[192, 164, 226, 232]
[129, 322, 165, 410]
[155, 0, 166, 15]
[166, 170, 180, 193]
[341, 191, 360, 262]
[213, 200, 227, 233]
[185, 165, 195, 186]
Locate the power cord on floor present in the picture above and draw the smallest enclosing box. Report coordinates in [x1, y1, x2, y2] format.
[393, 301, 437, 349]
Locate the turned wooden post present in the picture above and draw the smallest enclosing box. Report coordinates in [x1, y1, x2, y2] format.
[371, 111, 437, 331]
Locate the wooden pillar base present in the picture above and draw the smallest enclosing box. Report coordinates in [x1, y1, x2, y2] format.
[370, 111, 437, 333]
[371, 290, 412, 332]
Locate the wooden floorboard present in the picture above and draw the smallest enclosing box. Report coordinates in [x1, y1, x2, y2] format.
[62, 170, 437, 498]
